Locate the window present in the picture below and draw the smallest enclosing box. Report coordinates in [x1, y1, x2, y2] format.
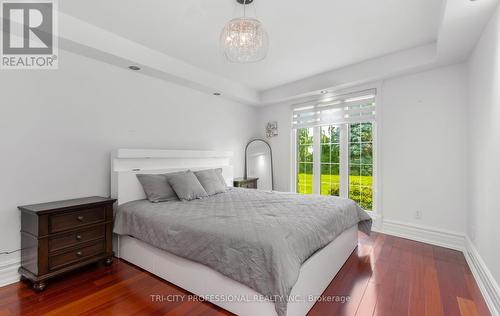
[292, 89, 376, 211]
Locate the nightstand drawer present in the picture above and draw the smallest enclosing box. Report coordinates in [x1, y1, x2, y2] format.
[49, 225, 105, 252]
[233, 177, 258, 189]
[246, 181, 257, 189]
[49, 207, 105, 233]
[49, 240, 105, 271]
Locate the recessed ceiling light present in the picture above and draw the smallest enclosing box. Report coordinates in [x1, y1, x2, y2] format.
[128, 65, 141, 71]
[213, 92, 221, 96]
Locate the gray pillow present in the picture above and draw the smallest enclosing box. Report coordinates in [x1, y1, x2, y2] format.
[194, 169, 227, 196]
[136, 172, 183, 203]
[214, 168, 228, 187]
[168, 171, 208, 201]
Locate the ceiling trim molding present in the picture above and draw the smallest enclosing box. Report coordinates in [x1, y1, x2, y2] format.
[259, 0, 499, 105]
[57, 12, 261, 105]
[9, 1, 495, 106]
[259, 43, 438, 105]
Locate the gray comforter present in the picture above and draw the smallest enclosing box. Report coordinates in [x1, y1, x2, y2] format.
[114, 188, 371, 316]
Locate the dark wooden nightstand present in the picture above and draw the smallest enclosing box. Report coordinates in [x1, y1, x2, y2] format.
[233, 177, 259, 189]
[18, 196, 116, 291]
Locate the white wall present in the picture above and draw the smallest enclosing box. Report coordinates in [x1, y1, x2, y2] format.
[256, 104, 293, 192]
[468, 3, 500, 287]
[258, 64, 468, 234]
[0, 50, 258, 264]
[380, 65, 468, 233]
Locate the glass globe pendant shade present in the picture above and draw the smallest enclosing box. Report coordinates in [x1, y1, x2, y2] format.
[220, 17, 269, 63]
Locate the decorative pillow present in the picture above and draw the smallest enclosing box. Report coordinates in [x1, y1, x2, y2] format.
[194, 169, 227, 196]
[214, 168, 228, 187]
[168, 171, 208, 201]
[136, 172, 183, 203]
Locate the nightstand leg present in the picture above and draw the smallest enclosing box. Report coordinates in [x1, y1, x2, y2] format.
[33, 281, 46, 292]
[104, 256, 113, 266]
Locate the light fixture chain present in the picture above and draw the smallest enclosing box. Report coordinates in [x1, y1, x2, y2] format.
[252, 1, 257, 18]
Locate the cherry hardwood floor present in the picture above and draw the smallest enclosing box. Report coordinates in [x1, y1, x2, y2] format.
[0, 232, 490, 316]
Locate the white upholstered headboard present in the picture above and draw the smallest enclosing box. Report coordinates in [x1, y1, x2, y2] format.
[111, 149, 234, 205]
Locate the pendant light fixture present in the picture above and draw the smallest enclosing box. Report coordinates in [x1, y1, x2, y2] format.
[220, 0, 269, 63]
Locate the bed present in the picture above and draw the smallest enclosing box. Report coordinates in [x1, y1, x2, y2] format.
[111, 149, 371, 316]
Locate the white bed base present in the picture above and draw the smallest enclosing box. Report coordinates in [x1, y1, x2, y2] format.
[117, 226, 357, 316]
[111, 149, 357, 316]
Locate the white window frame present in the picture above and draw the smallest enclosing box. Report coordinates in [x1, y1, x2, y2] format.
[290, 84, 381, 216]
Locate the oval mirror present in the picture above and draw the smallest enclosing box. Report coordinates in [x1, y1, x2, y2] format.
[245, 139, 274, 190]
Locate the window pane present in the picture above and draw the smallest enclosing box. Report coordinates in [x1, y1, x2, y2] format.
[303, 145, 313, 162]
[327, 183, 340, 197]
[360, 186, 373, 210]
[331, 126, 340, 143]
[321, 127, 331, 144]
[349, 173, 361, 187]
[320, 144, 331, 163]
[320, 163, 331, 175]
[320, 164, 332, 195]
[297, 166, 313, 194]
[298, 128, 313, 145]
[361, 164, 373, 177]
[297, 128, 314, 194]
[321, 164, 340, 196]
[360, 174, 372, 187]
[320, 125, 340, 196]
[321, 126, 340, 144]
[298, 163, 306, 174]
[361, 123, 373, 142]
[331, 163, 340, 176]
[350, 123, 361, 143]
[331, 144, 340, 163]
[349, 143, 361, 164]
[361, 143, 373, 164]
[349, 122, 374, 211]
[349, 181, 361, 201]
[350, 164, 361, 176]
[331, 164, 340, 197]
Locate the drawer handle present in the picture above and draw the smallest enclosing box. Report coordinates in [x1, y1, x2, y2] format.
[77, 216, 84, 221]
[75, 234, 82, 241]
[76, 251, 83, 257]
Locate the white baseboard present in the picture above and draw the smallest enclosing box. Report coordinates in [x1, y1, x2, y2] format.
[0, 258, 20, 287]
[377, 219, 500, 316]
[379, 219, 465, 251]
[464, 237, 500, 316]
